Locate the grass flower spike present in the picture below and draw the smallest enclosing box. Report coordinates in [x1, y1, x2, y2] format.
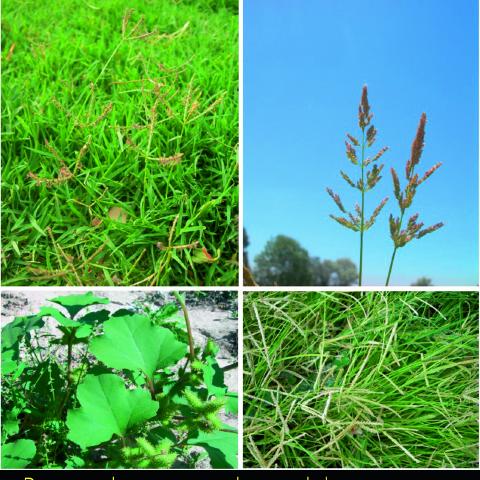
[326, 86, 389, 285]
[385, 113, 444, 285]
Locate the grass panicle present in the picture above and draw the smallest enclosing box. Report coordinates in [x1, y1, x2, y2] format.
[386, 113, 444, 285]
[326, 86, 389, 286]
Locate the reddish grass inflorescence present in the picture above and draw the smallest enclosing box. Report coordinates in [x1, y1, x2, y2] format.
[386, 113, 444, 285]
[326, 86, 389, 285]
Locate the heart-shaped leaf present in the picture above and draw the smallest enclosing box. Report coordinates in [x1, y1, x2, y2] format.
[77, 309, 110, 325]
[1, 350, 25, 376]
[66, 374, 158, 449]
[2, 315, 45, 375]
[224, 392, 238, 415]
[1, 439, 36, 468]
[49, 292, 109, 318]
[38, 307, 78, 327]
[1, 412, 20, 443]
[202, 356, 228, 398]
[89, 314, 187, 379]
[187, 427, 237, 468]
[1, 315, 45, 350]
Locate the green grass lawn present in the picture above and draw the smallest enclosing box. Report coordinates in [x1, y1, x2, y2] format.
[244, 291, 479, 468]
[1, 0, 238, 286]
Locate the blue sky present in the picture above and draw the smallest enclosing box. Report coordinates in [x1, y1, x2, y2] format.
[244, 0, 478, 285]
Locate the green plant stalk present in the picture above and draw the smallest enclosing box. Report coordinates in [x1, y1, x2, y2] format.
[57, 328, 75, 418]
[66, 334, 73, 381]
[385, 212, 405, 287]
[25, 335, 41, 366]
[72, 332, 95, 399]
[145, 375, 156, 399]
[385, 244, 399, 286]
[385, 199, 405, 286]
[173, 291, 196, 362]
[359, 129, 366, 286]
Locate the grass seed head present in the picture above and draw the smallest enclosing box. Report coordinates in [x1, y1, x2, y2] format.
[158, 153, 184, 166]
[358, 85, 372, 129]
[406, 112, 427, 179]
[345, 141, 358, 164]
[326, 187, 346, 213]
[366, 125, 377, 146]
[417, 222, 444, 239]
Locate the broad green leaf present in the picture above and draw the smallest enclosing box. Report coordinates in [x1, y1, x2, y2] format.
[4, 359, 27, 379]
[49, 292, 109, 318]
[149, 425, 177, 444]
[187, 426, 237, 468]
[77, 309, 110, 325]
[112, 308, 136, 317]
[224, 392, 238, 415]
[2, 315, 44, 375]
[1, 412, 19, 443]
[39, 307, 108, 333]
[1, 314, 44, 350]
[1, 439, 36, 468]
[65, 455, 85, 469]
[38, 306, 78, 327]
[66, 374, 158, 449]
[75, 324, 92, 338]
[203, 338, 220, 357]
[89, 314, 187, 378]
[1, 348, 20, 375]
[202, 356, 227, 398]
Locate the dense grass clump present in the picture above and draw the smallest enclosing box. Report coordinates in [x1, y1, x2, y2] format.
[244, 291, 478, 468]
[1, 0, 238, 286]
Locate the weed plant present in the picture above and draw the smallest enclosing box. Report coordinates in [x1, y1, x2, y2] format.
[1, 292, 238, 468]
[386, 113, 443, 285]
[243, 291, 478, 468]
[326, 86, 388, 286]
[326, 86, 443, 285]
[1, 0, 238, 286]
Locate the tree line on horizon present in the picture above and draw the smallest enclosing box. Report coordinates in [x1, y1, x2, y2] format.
[243, 230, 357, 286]
[243, 229, 433, 287]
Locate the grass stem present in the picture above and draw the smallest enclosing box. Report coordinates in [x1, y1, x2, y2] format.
[385, 210, 405, 286]
[359, 129, 366, 286]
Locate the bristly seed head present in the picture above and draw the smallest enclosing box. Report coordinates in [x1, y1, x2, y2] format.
[366, 125, 377, 146]
[345, 141, 358, 164]
[366, 163, 384, 190]
[391, 168, 401, 201]
[340, 170, 356, 188]
[326, 187, 346, 213]
[358, 85, 373, 129]
[417, 222, 444, 239]
[327, 85, 388, 236]
[406, 112, 427, 179]
[347, 133, 360, 147]
[364, 197, 389, 230]
[418, 162, 442, 185]
[329, 214, 359, 232]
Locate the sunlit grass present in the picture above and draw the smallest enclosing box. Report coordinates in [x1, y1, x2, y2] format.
[1, 0, 238, 286]
[244, 291, 478, 468]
